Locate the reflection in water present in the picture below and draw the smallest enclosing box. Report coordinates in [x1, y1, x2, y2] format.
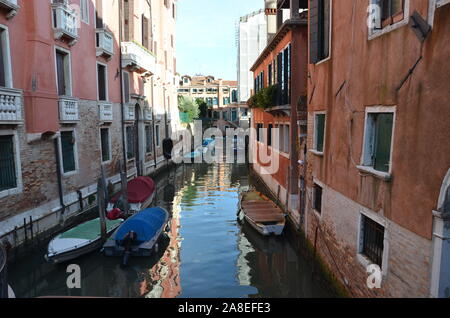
[8, 163, 338, 298]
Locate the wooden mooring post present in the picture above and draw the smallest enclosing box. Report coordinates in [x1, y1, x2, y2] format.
[0, 244, 8, 298]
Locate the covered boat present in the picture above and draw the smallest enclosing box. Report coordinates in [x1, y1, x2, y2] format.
[103, 207, 169, 265]
[45, 218, 123, 264]
[107, 176, 156, 216]
[238, 190, 285, 236]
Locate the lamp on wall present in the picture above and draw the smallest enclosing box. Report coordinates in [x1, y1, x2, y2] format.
[410, 11, 431, 43]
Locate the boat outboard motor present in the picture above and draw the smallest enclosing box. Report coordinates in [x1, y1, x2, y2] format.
[162, 138, 173, 160]
[121, 231, 137, 267]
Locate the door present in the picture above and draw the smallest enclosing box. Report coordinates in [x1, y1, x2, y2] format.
[134, 105, 141, 175]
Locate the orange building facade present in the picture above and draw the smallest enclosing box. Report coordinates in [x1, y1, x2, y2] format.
[0, 0, 181, 249]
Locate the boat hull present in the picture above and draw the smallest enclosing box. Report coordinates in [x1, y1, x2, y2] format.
[45, 239, 104, 264]
[238, 210, 285, 236]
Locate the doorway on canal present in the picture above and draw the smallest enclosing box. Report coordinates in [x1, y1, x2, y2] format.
[8, 162, 340, 298]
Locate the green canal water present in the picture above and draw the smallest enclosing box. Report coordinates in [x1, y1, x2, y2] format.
[8, 163, 339, 298]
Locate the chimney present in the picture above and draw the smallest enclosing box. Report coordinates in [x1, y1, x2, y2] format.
[265, 0, 277, 41]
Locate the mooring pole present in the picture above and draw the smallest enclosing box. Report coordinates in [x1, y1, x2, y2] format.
[120, 160, 129, 215]
[0, 244, 8, 298]
[97, 179, 107, 241]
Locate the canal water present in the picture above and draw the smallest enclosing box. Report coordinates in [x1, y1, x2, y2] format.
[8, 163, 339, 298]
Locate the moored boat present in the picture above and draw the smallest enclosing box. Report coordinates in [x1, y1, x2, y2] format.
[103, 207, 170, 266]
[238, 190, 285, 236]
[45, 218, 123, 264]
[107, 176, 156, 216]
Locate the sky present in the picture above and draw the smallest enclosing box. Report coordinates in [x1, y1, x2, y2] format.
[176, 0, 263, 81]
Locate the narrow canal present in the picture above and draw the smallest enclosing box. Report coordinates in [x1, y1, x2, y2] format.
[8, 163, 339, 298]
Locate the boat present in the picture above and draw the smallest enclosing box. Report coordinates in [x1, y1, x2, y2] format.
[45, 218, 123, 264]
[183, 149, 202, 160]
[103, 207, 170, 266]
[238, 190, 285, 236]
[107, 176, 156, 216]
[202, 138, 216, 153]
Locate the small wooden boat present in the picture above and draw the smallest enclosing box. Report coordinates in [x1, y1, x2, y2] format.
[103, 207, 170, 266]
[238, 190, 285, 236]
[45, 218, 123, 264]
[202, 138, 216, 153]
[107, 176, 156, 216]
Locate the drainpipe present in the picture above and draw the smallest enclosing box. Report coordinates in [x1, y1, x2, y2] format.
[151, 77, 158, 170]
[53, 137, 66, 216]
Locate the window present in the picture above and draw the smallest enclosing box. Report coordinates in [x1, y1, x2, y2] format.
[61, 131, 76, 173]
[126, 126, 135, 160]
[55, 49, 71, 96]
[142, 15, 149, 49]
[310, 0, 331, 63]
[95, 0, 104, 28]
[0, 135, 16, 191]
[100, 128, 110, 162]
[145, 125, 152, 153]
[268, 63, 273, 86]
[360, 215, 385, 267]
[97, 63, 107, 101]
[256, 123, 263, 143]
[213, 111, 219, 119]
[122, 71, 130, 103]
[284, 125, 290, 154]
[314, 113, 326, 153]
[172, 3, 176, 19]
[155, 124, 160, 147]
[231, 90, 238, 103]
[362, 111, 394, 173]
[223, 97, 230, 105]
[81, 0, 89, 24]
[313, 183, 323, 213]
[0, 27, 12, 88]
[379, 0, 404, 25]
[268, 124, 273, 146]
[213, 97, 218, 106]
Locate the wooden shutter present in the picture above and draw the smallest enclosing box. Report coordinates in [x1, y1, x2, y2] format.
[283, 47, 289, 104]
[0, 136, 16, 191]
[374, 113, 393, 172]
[61, 131, 76, 173]
[309, 0, 319, 64]
[322, 0, 330, 59]
[56, 51, 66, 96]
[0, 31, 6, 87]
[123, 72, 130, 103]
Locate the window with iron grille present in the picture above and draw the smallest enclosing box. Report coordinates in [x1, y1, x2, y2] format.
[313, 183, 323, 213]
[61, 131, 76, 173]
[361, 215, 385, 267]
[0, 135, 17, 191]
[126, 126, 135, 159]
[100, 128, 110, 162]
[145, 125, 152, 153]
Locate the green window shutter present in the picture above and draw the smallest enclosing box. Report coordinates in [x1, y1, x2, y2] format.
[0, 135, 17, 191]
[61, 131, 76, 173]
[145, 125, 152, 153]
[374, 113, 393, 172]
[126, 127, 135, 159]
[316, 114, 325, 152]
[100, 128, 110, 162]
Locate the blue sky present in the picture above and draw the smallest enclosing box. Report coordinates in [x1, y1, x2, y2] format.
[176, 0, 263, 81]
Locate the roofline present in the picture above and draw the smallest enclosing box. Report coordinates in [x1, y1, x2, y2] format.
[250, 18, 307, 72]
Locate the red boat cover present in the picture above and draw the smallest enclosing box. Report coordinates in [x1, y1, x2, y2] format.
[110, 176, 155, 204]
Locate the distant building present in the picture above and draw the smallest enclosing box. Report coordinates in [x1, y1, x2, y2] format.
[237, 9, 267, 103]
[178, 75, 249, 131]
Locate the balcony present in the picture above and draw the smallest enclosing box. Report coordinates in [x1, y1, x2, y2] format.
[144, 108, 153, 121]
[96, 29, 114, 59]
[123, 104, 135, 121]
[0, 87, 22, 123]
[59, 97, 79, 122]
[121, 42, 156, 75]
[99, 102, 113, 122]
[0, 0, 19, 19]
[52, 2, 78, 45]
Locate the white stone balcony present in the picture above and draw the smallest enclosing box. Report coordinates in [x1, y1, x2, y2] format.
[144, 108, 153, 121]
[121, 42, 156, 75]
[99, 102, 113, 122]
[52, 2, 78, 45]
[0, 87, 22, 123]
[96, 28, 114, 58]
[123, 104, 135, 121]
[59, 97, 79, 122]
[0, 0, 19, 19]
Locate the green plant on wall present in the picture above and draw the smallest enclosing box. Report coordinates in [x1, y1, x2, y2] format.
[178, 95, 199, 123]
[247, 84, 278, 109]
